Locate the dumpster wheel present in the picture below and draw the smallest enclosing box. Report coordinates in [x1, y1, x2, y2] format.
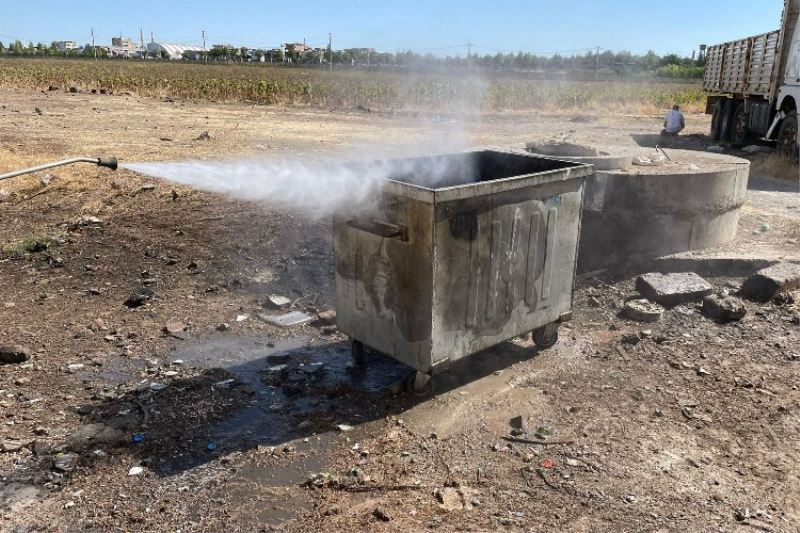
[532, 323, 559, 349]
[405, 371, 435, 397]
[350, 339, 367, 369]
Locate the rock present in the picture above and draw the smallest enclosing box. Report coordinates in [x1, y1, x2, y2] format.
[702, 294, 746, 322]
[258, 311, 314, 328]
[68, 86, 79, 93]
[623, 299, 664, 322]
[1, 440, 26, 453]
[124, 287, 155, 308]
[266, 294, 291, 308]
[0, 345, 30, 365]
[53, 453, 80, 472]
[164, 321, 188, 340]
[195, 131, 213, 141]
[739, 262, 800, 302]
[128, 466, 144, 476]
[636, 272, 713, 307]
[297, 420, 313, 430]
[321, 325, 337, 335]
[706, 145, 725, 153]
[66, 423, 127, 451]
[336, 424, 354, 432]
[216, 323, 230, 331]
[66, 363, 84, 373]
[373, 507, 391, 522]
[48, 85, 59, 91]
[34, 107, 43, 115]
[509, 415, 528, 436]
[317, 309, 336, 325]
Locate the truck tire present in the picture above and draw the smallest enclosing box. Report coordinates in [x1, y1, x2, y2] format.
[730, 102, 750, 148]
[777, 112, 799, 163]
[710, 99, 726, 141]
[719, 99, 738, 143]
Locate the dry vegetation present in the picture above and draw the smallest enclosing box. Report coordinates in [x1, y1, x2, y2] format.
[0, 58, 706, 113]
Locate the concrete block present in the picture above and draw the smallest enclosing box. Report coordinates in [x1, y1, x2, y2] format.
[739, 262, 800, 302]
[636, 272, 713, 306]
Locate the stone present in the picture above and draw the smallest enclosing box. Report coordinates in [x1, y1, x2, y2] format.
[509, 415, 528, 436]
[266, 294, 291, 308]
[66, 423, 127, 451]
[623, 299, 664, 323]
[739, 262, 800, 302]
[128, 466, 144, 476]
[1, 440, 26, 453]
[54, 453, 80, 472]
[0, 345, 30, 365]
[702, 294, 746, 322]
[195, 131, 214, 141]
[636, 272, 713, 307]
[317, 309, 336, 325]
[321, 325, 337, 335]
[124, 287, 155, 308]
[373, 507, 391, 522]
[216, 323, 230, 331]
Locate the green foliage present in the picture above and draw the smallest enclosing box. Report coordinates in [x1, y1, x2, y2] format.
[1, 233, 60, 257]
[656, 64, 704, 79]
[0, 58, 707, 113]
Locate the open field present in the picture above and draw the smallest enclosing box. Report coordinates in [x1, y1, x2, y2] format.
[0, 85, 799, 533]
[0, 59, 707, 113]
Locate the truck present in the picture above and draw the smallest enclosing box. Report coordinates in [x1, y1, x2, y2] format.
[703, 0, 799, 162]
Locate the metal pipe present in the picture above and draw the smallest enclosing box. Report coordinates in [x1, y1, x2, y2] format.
[0, 156, 118, 182]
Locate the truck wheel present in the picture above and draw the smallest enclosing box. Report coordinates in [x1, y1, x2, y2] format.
[719, 99, 738, 143]
[532, 324, 559, 349]
[777, 112, 799, 163]
[710, 99, 725, 141]
[730, 103, 750, 148]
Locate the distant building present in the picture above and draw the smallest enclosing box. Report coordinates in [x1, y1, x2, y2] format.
[111, 37, 136, 50]
[285, 43, 309, 53]
[146, 42, 204, 60]
[55, 41, 77, 50]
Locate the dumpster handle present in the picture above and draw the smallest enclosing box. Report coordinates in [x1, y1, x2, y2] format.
[347, 218, 408, 241]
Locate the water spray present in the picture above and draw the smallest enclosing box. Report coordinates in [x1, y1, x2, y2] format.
[0, 156, 118, 182]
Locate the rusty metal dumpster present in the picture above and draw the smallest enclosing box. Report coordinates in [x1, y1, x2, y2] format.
[333, 150, 592, 384]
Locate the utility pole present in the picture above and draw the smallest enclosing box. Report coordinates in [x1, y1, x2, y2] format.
[140, 28, 145, 59]
[202, 29, 207, 62]
[328, 32, 333, 71]
[595, 46, 601, 80]
[91, 28, 97, 61]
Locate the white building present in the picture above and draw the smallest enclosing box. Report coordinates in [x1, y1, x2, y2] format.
[146, 42, 204, 60]
[55, 41, 78, 50]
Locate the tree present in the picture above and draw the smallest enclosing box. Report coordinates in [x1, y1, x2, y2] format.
[0, 41, 5, 54]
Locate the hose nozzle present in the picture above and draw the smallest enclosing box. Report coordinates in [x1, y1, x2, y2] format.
[97, 157, 118, 171]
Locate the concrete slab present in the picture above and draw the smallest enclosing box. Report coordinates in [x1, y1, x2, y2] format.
[739, 262, 800, 302]
[258, 311, 314, 328]
[636, 272, 713, 307]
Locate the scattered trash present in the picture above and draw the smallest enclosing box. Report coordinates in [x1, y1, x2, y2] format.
[706, 145, 725, 153]
[259, 310, 314, 328]
[132, 433, 145, 444]
[759, 224, 770, 233]
[540, 459, 555, 469]
[509, 415, 528, 436]
[741, 145, 765, 153]
[127, 466, 144, 476]
[533, 427, 552, 440]
[196, 131, 214, 141]
[632, 153, 667, 166]
[336, 424, 354, 432]
[623, 299, 664, 323]
[66, 363, 85, 373]
[149, 382, 167, 391]
[235, 314, 248, 322]
[206, 442, 217, 452]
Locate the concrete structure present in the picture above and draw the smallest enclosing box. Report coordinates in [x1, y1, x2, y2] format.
[146, 42, 204, 60]
[111, 37, 136, 49]
[333, 151, 592, 376]
[577, 149, 751, 273]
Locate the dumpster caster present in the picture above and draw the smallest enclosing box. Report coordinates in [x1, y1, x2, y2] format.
[533, 324, 559, 349]
[350, 339, 367, 369]
[405, 371, 434, 397]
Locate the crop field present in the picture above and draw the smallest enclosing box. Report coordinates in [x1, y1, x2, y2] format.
[0, 58, 706, 113]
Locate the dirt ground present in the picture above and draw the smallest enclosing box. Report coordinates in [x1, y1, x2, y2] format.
[1, 87, 799, 533]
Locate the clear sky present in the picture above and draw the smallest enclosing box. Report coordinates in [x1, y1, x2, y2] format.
[0, 0, 786, 57]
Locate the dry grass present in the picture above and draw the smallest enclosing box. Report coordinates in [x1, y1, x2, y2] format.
[0, 58, 706, 113]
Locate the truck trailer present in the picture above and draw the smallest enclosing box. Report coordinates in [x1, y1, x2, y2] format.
[704, 0, 799, 162]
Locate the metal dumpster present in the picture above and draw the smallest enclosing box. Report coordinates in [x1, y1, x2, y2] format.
[333, 149, 592, 384]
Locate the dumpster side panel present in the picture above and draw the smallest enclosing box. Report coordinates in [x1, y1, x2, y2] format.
[333, 193, 434, 370]
[430, 178, 584, 365]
